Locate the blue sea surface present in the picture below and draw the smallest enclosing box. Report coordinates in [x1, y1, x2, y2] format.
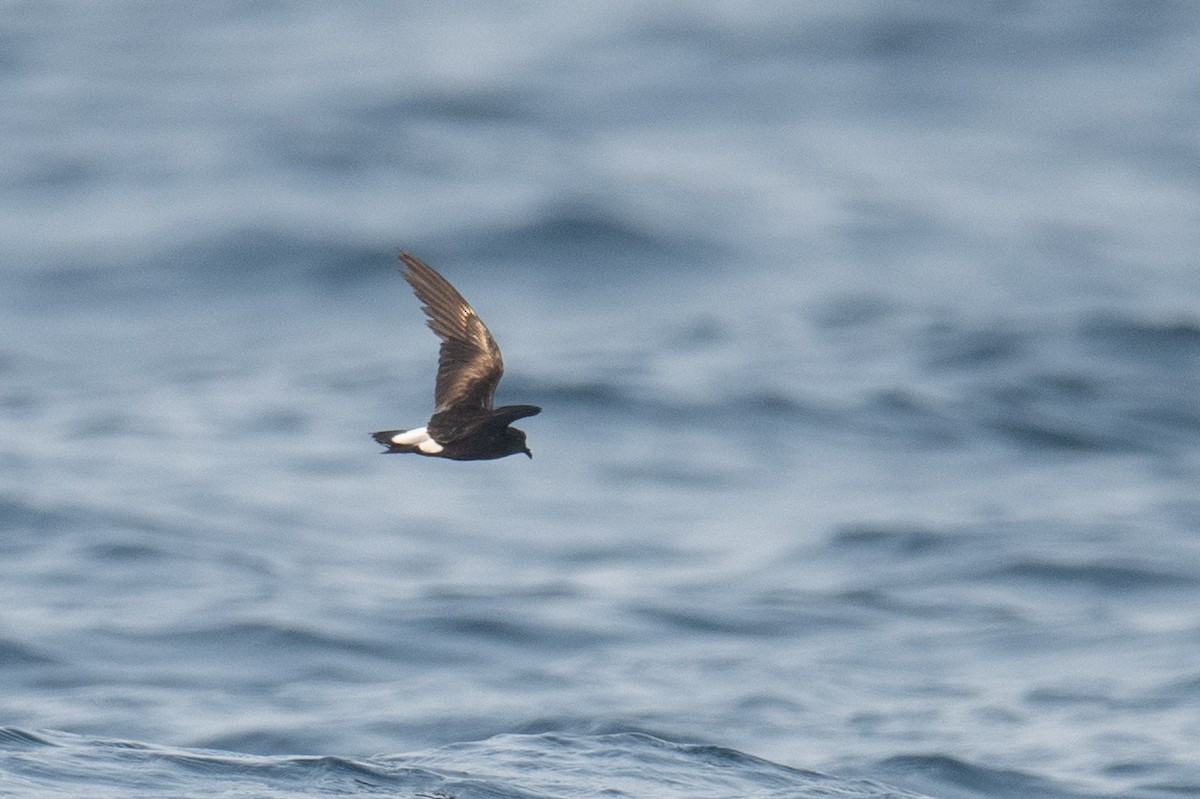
[3, 2, 1200, 798]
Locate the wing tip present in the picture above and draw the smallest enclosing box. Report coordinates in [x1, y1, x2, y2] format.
[397, 251, 426, 276]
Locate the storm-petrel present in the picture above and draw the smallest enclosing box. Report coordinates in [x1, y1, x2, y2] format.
[372, 253, 541, 460]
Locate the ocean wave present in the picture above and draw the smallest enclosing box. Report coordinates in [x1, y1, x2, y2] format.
[829, 524, 953, 557]
[982, 558, 1199, 593]
[870, 753, 1104, 799]
[0, 497, 82, 532]
[0, 727, 428, 798]
[1081, 314, 1200, 361]
[12, 201, 706, 309]
[138, 621, 397, 662]
[0, 728, 934, 799]
[11, 226, 389, 306]
[0, 639, 58, 669]
[399, 732, 932, 799]
[437, 201, 690, 266]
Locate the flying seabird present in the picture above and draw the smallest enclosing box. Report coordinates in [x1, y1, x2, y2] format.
[372, 253, 541, 460]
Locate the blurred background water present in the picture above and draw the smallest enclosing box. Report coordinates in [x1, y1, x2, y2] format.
[2, 2, 1200, 798]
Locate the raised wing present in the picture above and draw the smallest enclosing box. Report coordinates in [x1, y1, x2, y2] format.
[400, 253, 504, 411]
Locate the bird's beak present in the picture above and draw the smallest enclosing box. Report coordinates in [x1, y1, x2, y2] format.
[524, 448, 533, 459]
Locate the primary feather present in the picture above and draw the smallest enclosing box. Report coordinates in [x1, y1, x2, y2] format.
[400, 253, 504, 412]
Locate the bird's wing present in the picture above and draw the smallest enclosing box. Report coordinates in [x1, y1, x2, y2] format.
[400, 252, 504, 411]
[428, 403, 541, 445]
[490, 404, 542, 425]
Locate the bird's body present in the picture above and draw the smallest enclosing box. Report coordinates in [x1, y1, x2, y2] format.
[373, 253, 540, 460]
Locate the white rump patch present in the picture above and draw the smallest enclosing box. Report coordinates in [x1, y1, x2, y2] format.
[390, 427, 427, 444]
[391, 427, 444, 454]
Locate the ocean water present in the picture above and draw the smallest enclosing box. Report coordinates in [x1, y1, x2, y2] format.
[3, 2, 1200, 798]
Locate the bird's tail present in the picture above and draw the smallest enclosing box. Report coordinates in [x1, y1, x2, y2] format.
[372, 429, 418, 454]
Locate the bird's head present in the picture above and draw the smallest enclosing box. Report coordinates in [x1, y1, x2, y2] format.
[504, 427, 532, 459]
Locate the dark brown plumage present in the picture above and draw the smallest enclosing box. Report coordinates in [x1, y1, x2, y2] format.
[372, 253, 540, 460]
